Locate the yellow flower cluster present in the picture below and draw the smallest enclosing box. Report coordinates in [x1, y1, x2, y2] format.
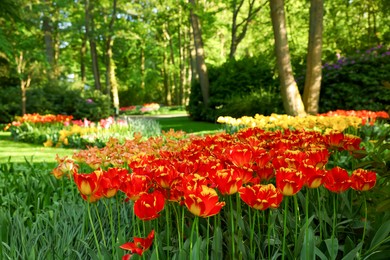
[45, 125, 98, 147]
[217, 113, 363, 132]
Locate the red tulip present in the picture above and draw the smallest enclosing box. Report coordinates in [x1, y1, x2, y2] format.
[120, 229, 155, 258]
[301, 164, 326, 189]
[212, 168, 243, 195]
[121, 174, 151, 201]
[134, 190, 165, 221]
[184, 185, 225, 218]
[73, 170, 103, 202]
[324, 167, 351, 193]
[275, 167, 305, 196]
[239, 184, 283, 210]
[351, 169, 377, 191]
[226, 144, 253, 168]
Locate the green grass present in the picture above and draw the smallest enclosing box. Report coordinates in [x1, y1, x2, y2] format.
[0, 132, 75, 163]
[155, 116, 224, 135]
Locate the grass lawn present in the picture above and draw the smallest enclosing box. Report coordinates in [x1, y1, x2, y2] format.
[0, 132, 76, 163]
[155, 116, 224, 135]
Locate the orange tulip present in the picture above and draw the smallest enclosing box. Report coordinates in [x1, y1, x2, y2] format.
[351, 169, 377, 191]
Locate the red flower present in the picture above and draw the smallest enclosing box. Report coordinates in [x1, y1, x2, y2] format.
[120, 229, 155, 258]
[226, 144, 253, 168]
[275, 167, 305, 196]
[301, 164, 326, 189]
[99, 168, 128, 198]
[121, 174, 151, 201]
[73, 170, 103, 202]
[324, 167, 351, 193]
[184, 185, 225, 218]
[134, 190, 165, 221]
[239, 184, 283, 210]
[212, 168, 243, 195]
[351, 169, 377, 191]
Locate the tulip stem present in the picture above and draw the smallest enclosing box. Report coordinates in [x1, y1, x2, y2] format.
[190, 216, 199, 259]
[293, 195, 299, 247]
[206, 217, 210, 260]
[305, 189, 310, 260]
[248, 206, 254, 257]
[361, 193, 367, 255]
[94, 204, 107, 247]
[87, 201, 102, 259]
[229, 196, 236, 258]
[282, 196, 289, 260]
[165, 203, 170, 260]
[103, 199, 116, 259]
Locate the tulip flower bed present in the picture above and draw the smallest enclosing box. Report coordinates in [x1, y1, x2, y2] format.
[52, 117, 390, 259]
[217, 110, 389, 133]
[5, 113, 161, 149]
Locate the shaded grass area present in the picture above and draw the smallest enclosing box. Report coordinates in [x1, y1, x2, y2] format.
[155, 116, 224, 135]
[0, 132, 75, 163]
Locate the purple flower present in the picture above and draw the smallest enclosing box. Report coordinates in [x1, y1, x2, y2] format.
[86, 99, 94, 104]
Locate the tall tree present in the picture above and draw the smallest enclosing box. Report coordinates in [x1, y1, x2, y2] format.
[229, 0, 266, 59]
[84, 0, 102, 91]
[270, 0, 306, 116]
[104, 0, 120, 114]
[303, 0, 323, 115]
[189, 0, 210, 105]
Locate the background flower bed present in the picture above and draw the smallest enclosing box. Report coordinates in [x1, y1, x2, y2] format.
[1, 110, 389, 259]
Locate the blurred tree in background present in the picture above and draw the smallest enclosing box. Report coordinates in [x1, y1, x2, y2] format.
[0, 0, 389, 123]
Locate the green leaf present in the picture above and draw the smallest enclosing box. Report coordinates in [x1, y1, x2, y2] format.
[211, 226, 222, 259]
[325, 237, 339, 260]
[341, 241, 362, 260]
[300, 227, 315, 260]
[369, 220, 390, 250]
[315, 247, 328, 260]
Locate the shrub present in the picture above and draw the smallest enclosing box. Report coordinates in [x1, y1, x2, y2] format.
[188, 55, 279, 122]
[319, 45, 390, 113]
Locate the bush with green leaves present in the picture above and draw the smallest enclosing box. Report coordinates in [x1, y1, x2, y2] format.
[318, 45, 390, 113]
[188, 55, 280, 122]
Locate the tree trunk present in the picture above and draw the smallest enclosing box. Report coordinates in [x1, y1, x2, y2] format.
[164, 22, 180, 105]
[189, 0, 210, 105]
[80, 33, 87, 83]
[85, 0, 101, 91]
[140, 42, 145, 90]
[178, 10, 188, 106]
[162, 49, 171, 105]
[15, 51, 31, 115]
[105, 0, 120, 115]
[270, 0, 306, 116]
[303, 0, 323, 115]
[42, 15, 54, 67]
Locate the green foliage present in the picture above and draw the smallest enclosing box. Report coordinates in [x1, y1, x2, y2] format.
[0, 86, 20, 123]
[25, 81, 114, 122]
[319, 46, 390, 113]
[72, 90, 113, 122]
[188, 56, 280, 122]
[0, 161, 132, 259]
